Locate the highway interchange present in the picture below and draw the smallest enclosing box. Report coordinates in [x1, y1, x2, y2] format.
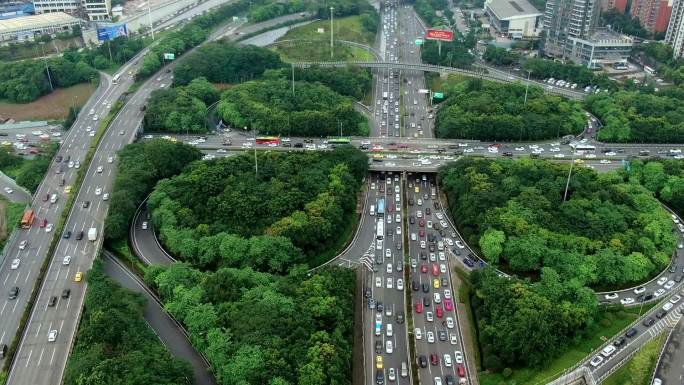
[1, 1, 684, 385]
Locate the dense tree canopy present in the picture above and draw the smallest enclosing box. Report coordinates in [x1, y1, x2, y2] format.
[441, 158, 675, 288]
[104, 139, 202, 240]
[173, 42, 284, 86]
[145, 263, 355, 385]
[441, 158, 677, 369]
[421, 38, 474, 68]
[435, 78, 585, 141]
[601, 10, 651, 39]
[217, 79, 367, 136]
[64, 261, 192, 385]
[483, 45, 519, 66]
[148, 148, 368, 270]
[626, 159, 684, 216]
[144, 77, 219, 133]
[265, 66, 373, 100]
[587, 88, 684, 143]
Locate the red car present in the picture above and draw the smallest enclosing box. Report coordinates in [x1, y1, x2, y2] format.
[436, 306, 444, 318]
[430, 354, 439, 366]
[444, 298, 454, 311]
[458, 364, 466, 377]
[42, 194, 49, 202]
[432, 263, 439, 277]
[419, 230, 425, 237]
[416, 302, 424, 313]
[40, 218, 47, 228]
[419, 220, 425, 227]
[421, 264, 428, 274]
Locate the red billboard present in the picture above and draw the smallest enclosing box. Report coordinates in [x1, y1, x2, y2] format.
[426, 29, 454, 42]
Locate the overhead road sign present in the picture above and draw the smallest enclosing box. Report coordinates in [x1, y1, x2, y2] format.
[426, 28, 454, 42]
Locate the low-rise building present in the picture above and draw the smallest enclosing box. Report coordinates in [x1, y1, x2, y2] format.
[484, 0, 542, 38]
[0, 11, 80, 41]
[568, 29, 633, 66]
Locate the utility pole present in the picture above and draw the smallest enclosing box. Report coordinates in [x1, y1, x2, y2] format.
[330, 7, 334, 59]
[523, 70, 531, 106]
[39, 43, 53, 91]
[147, 0, 155, 40]
[563, 148, 576, 202]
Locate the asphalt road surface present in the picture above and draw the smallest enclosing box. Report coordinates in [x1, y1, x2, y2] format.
[654, 316, 684, 385]
[102, 251, 216, 384]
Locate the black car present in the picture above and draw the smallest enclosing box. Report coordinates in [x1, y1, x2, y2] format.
[656, 309, 667, 319]
[442, 277, 448, 287]
[420, 251, 427, 260]
[48, 296, 58, 307]
[433, 223, 440, 231]
[396, 312, 404, 324]
[375, 340, 383, 354]
[364, 288, 372, 298]
[422, 283, 430, 293]
[625, 328, 638, 338]
[63, 231, 71, 239]
[377, 302, 384, 313]
[8, 286, 19, 300]
[62, 289, 71, 299]
[429, 244, 435, 252]
[396, 242, 402, 250]
[419, 355, 428, 368]
[675, 274, 683, 283]
[376, 256, 383, 265]
[445, 375, 456, 385]
[294, 143, 303, 148]
[423, 297, 431, 307]
[55, 155, 63, 162]
[643, 317, 655, 327]
[410, 216, 416, 224]
[409, 198, 414, 206]
[412, 280, 419, 291]
[463, 258, 475, 267]
[368, 298, 376, 309]
[82, 201, 90, 209]
[426, 208, 431, 215]
[434, 202, 440, 210]
[669, 264, 678, 273]
[376, 369, 384, 385]
[503, 152, 513, 157]
[613, 337, 626, 347]
[396, 261, 403, 272]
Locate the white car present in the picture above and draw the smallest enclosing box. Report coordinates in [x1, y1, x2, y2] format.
[387, 263, 393, 274]
[411, 258, 417, 268]
[446, 317, 454, 328]
[396, 226, 401, 235]
[515, 147, 525, 151]
[554, 154, 565, 158]
[634, 287, 646, 295]
[455, 241, 465, 249]
[440, 264, 447, 273]
[663, 302, 673, 311]
[438, 252, 446, 261]
[589, 355, 604, 367]
[654, 288, 666, 297]
[601, 345, 616, 357]
[3, 187, 13, 194]
[670, 295, 681, 304]
[97, 166, 103, 173]
[411, 233, 417, 241]
[385, 249, 392, 258]
[600, 159, 612, 164]
[585, 154, 596, 159]
[107, 156, 114, 163]
[606, 152, 616, 156]
[386, 340, 393, 354]
[375, 277, 382, 287]
[48, 330, 58, 342]
[415, 328, 423, 340]
[450, 333, 458, 345]
[454, 351, 463, 364]
[657, 277, 668, 285]
[62, 255, 71, 265]
[92, 115, 98, 121]
[386, 277, 393, 289]
[604, 293, 618, 300]
[426, 311, 434, 322]
[45, 224, 53, 232]
[620, 297, 634, 305]
[427, 331, 435, 343]
[397, 278, 404, 291]
[436, 213, 444, 220]
[420, 241, 426, 249]
[95, 187, 102, 195]
[445, 238, 454, 246]
[103, 193, 109, 201]
[19, 240, 27, 250]
[142, 221, 148, 230]
[440, 220, 448, 228]
[89, 131, 95, 137]
[664, 280, 675, 290]
[10, 259, 20, 270]
[444, 289, 452, 299]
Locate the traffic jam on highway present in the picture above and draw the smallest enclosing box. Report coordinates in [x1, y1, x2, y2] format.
[365, 172, 470, 385]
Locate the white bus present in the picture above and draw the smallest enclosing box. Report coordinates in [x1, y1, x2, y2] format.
[377, 220, 384, 240]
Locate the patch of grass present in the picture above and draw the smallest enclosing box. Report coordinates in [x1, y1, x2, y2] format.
[0, 83, 97, 121]
[107, 238, 147, 276]
[0, 197, 25, 249]
[479, 304, 657, 385]
[273, 16, 376, 62]
[603, 333, 668, 385]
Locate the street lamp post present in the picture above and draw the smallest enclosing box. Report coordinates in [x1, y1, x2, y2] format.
[39, 43, 53, 91]
[147, 0, 155, 40]
[523, 70, 531, 106]
[330, 7, 334, 59]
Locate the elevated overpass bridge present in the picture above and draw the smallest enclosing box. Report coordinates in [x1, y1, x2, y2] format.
[291, 61, 587, 100]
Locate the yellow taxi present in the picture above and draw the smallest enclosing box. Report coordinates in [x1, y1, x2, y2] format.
[415, 186, 420, 193]
[433, 278, 440, 289]
[1, 141, 11, 146]
[64, 185, 72, 194]
[376, 355, 383, 369]
[574, 158, 584, 164]
[74, 272, 83, 282]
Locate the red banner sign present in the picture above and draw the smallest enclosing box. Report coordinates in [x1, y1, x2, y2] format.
[426, 29, 454, 42]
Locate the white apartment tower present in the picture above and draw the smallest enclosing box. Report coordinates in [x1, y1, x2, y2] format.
[542, 0, 601, 58]
[666, 0, 684, 58]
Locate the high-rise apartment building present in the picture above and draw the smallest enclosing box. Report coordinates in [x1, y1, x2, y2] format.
[32, 0, 109, 21]
[666, 0, 684, 57]
[542, 0, 601, 57]
[631, 0, 673, 33]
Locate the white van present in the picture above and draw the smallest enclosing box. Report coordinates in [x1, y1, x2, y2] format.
[49, 194, 58, 203]
[386, 323, 393, 337]
[438, 241, 444, 251]
[370, 205, 376, 216]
